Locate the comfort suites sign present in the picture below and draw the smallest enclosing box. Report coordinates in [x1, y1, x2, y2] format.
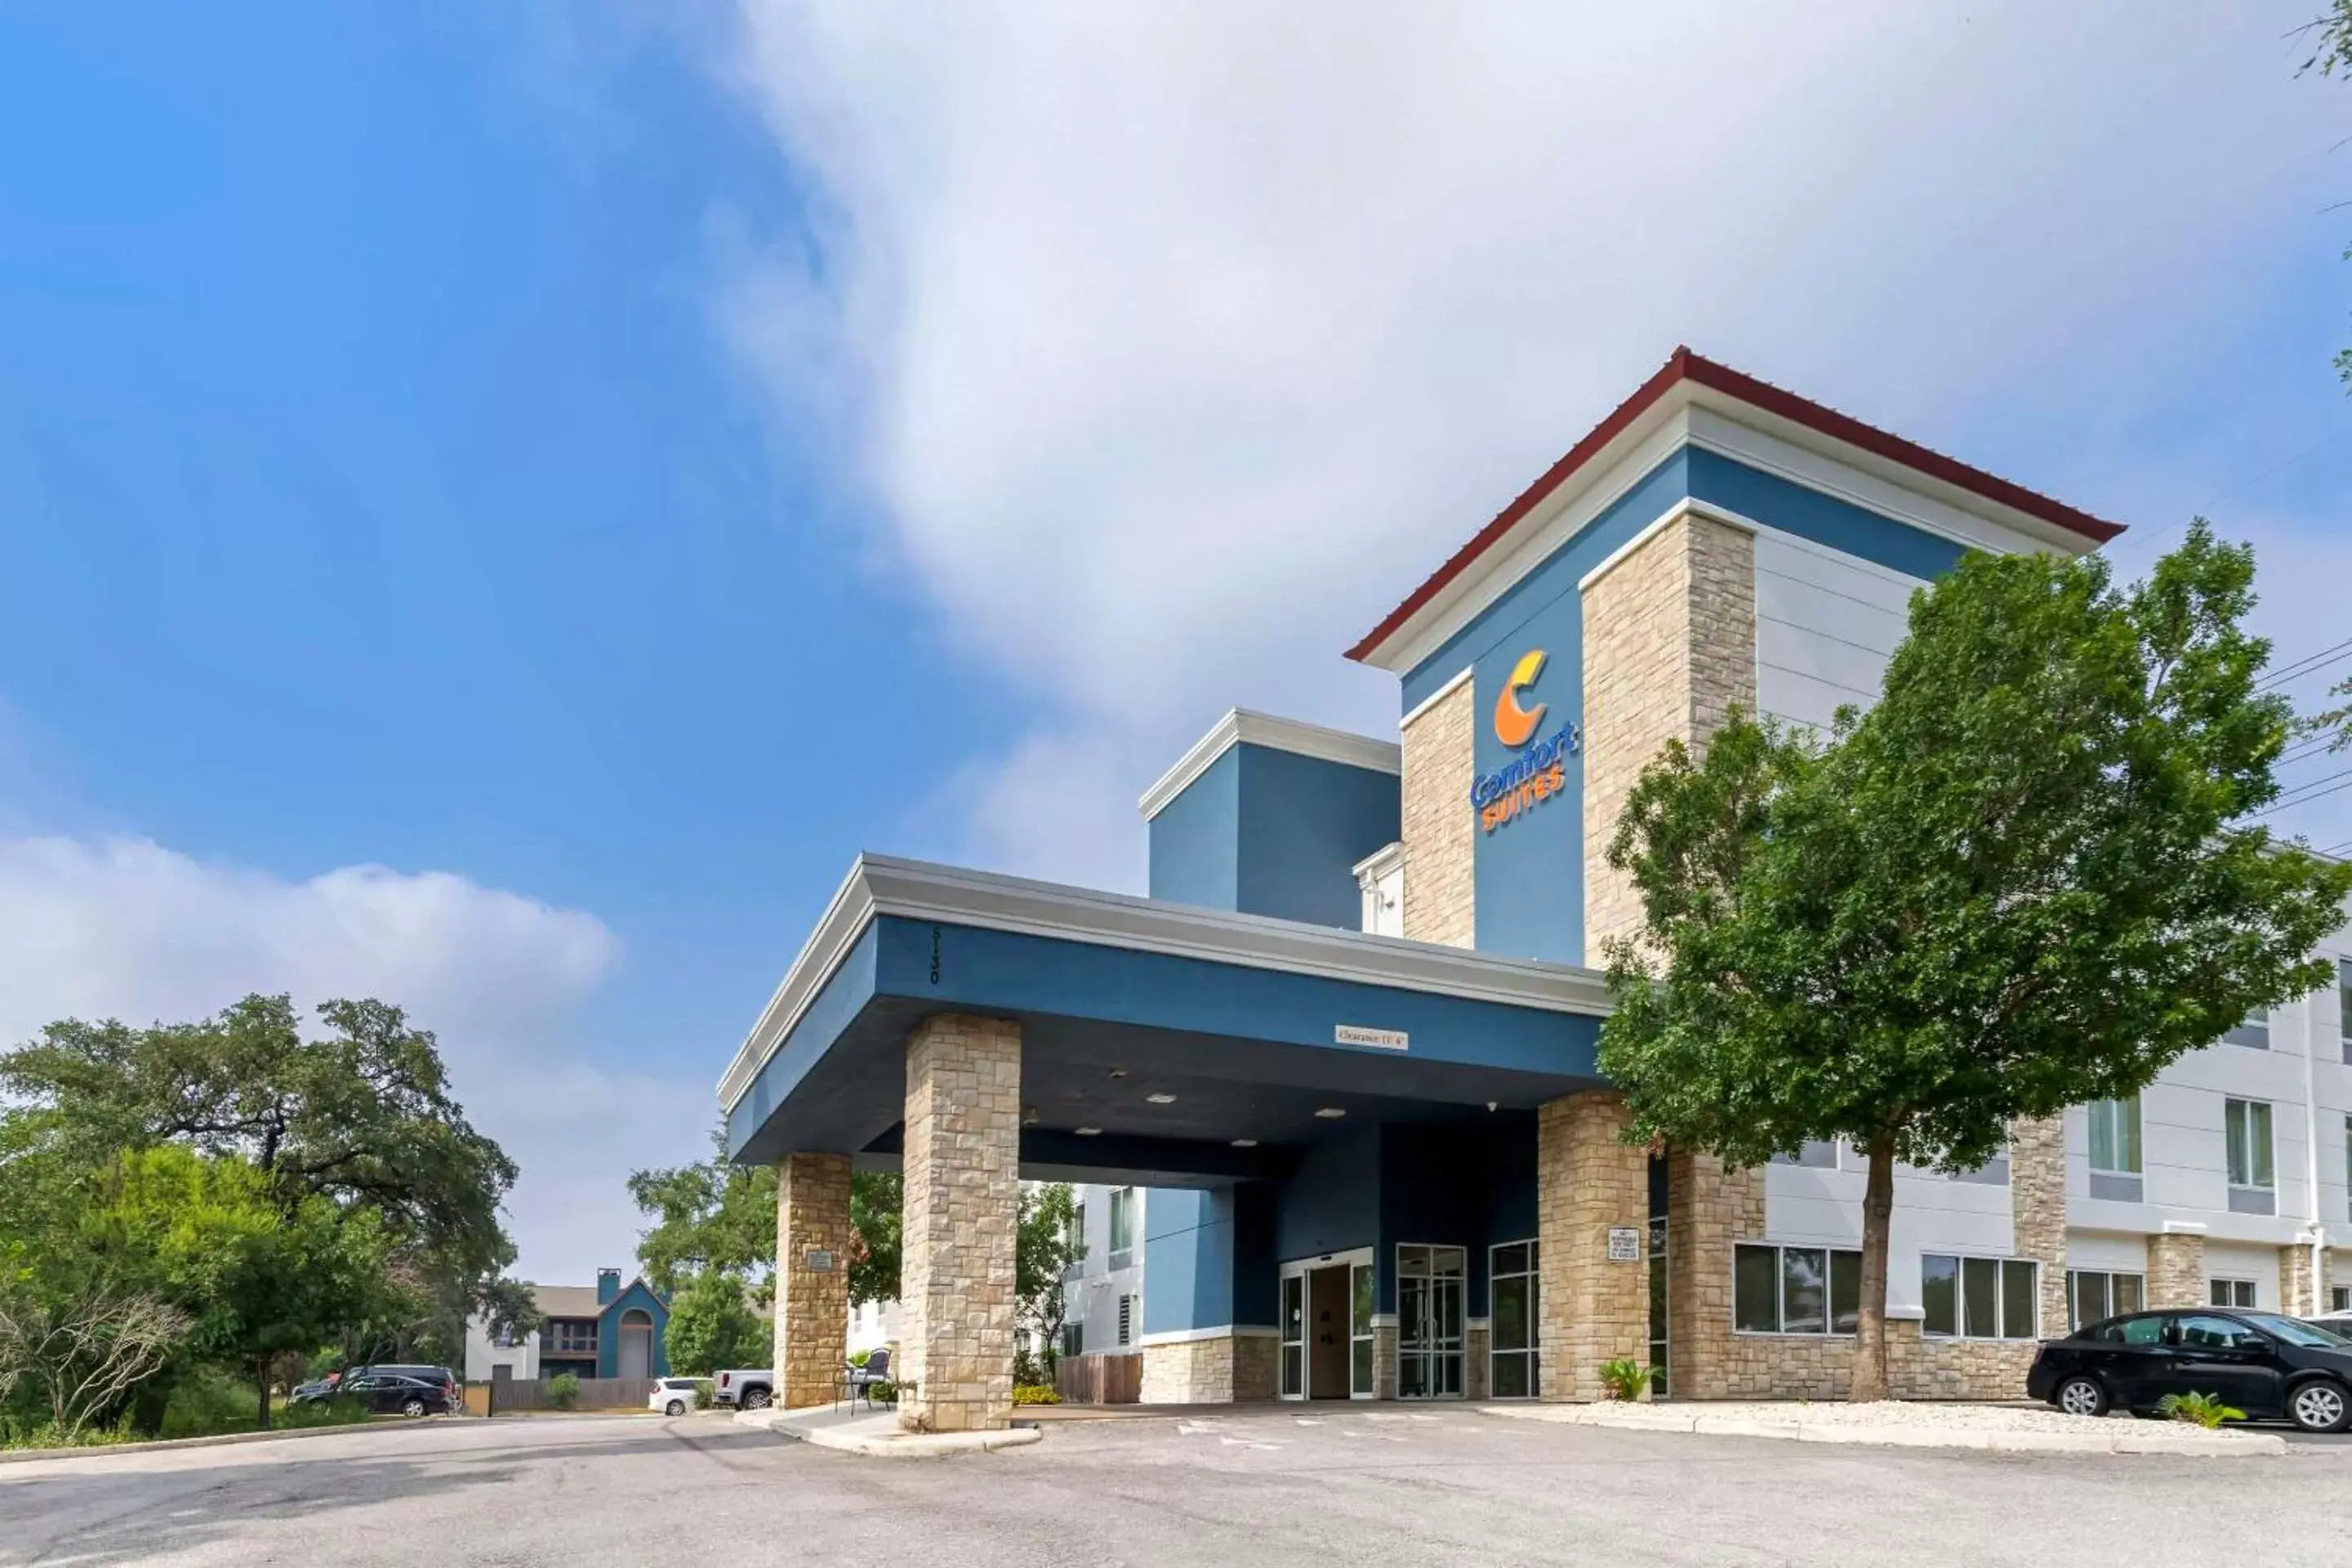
[1470, 648, 1581, 834]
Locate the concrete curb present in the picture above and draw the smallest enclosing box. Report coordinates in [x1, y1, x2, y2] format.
[0, 1416, 428, 1467]
[1477, 1403, 2287, 1457]
[738, 1408, 1045, 1458]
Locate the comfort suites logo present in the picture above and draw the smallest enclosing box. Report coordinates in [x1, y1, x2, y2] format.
[1471, 648, 1581, 834]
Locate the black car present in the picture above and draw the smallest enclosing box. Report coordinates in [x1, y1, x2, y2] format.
[336, 1370, 458, 1418]
[2027, 1308, 2352, 1432]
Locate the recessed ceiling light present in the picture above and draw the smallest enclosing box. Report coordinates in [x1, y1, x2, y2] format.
[1107, 1069, 1128, 1080]
[1313, 1107, 1347, 1119]
[1075, 1126, 1102, 1137]
[1231, 1138, 1258, 1148]
[1145, 1092, 1177, 1105]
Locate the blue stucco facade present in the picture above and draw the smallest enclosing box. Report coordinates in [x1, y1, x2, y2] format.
[1148, 741, 1399, 929]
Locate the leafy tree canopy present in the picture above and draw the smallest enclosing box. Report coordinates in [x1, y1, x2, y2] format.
[1601, 523, 2352, 1396]
[629, 1127, 904, 1308]
[663, 1271, 766, 1377]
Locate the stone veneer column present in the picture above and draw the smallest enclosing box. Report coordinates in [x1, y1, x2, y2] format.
[2280, 1245, 2320, 1318]
[1582, 506, 1755, 1401]
[898, 1013, 1022, 1432]
[1537, 1090, 1650, 1401]
[1580, 507, 1756, 966]
[1400, 673, 1476, 947]
[1665, 1149, 1764, 1399]
[2007, 1116, 2068, 1339]
[774, 1152, 854, 1410]
[2147, 1232, 2206, 1308]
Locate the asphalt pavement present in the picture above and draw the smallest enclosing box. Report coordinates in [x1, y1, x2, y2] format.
[2, 1405, 2349, 1567]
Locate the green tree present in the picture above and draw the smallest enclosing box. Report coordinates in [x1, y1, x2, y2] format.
[628, 1127, 902, 1309]
[0, 993, 528, 1365]
[663, 1272, 764, 1376]
[1015, 1183, 1081, 1376]
[1600, 524, 2352, 1401]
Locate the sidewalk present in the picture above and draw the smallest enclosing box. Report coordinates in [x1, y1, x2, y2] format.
[736, 1403, 1045, 1457]
[1483, 1400, 2288, 1455]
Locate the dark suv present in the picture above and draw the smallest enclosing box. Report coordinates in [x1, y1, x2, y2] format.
[2027, 1308, 2352, 1432]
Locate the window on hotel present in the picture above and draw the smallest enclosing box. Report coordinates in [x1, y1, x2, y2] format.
[2210, 1278, 2258, 1310]
[1922, 1254, 2037, 1340]
[1107, 1187, 1136, 1267]
[2066, 1269, 2144, 1330]
[1771, 1140, 1839, 1169]
[2341, 960, 2351, 1064]
[2334, 1285, 2351, 1314]
[1733, 1244, 1860, 1335]
[2087, 1096, 2143, 1201]
[2222, 1009, 2269, 1050]
[2225, 1098, 2275, 1214]
[1953, 1144, 2010, 1185]
[1059, 1321, 1084, 1359]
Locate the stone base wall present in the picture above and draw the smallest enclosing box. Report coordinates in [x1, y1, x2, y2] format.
[1696, 1319, 2037, 1402]
[899, 1014, 1022, 1432]
[2008, 1116, 2069, 1337]
[775, 1152, 854, 1410]
[2148, 1233, 2206, 1308]
[1537, 1091, 1650, 1401]
[1138, 1334, 1281, 1403]
[1665, 1149, 1763, 1401]
[2280, 1244, 2324, 1318]
[1401, 675, 1476, 947]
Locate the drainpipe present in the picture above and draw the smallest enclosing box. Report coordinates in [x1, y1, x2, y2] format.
[2303, 989, 2328, 1316]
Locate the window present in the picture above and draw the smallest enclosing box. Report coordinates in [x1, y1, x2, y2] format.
[1116, 1293, 1134, 1348]
[2086, 1096, 2142, 1200]
[2209, 1278, 2258, 1309]
[1922, 1254, 2038, 1339]
[1059, 1321, 1084, 1359]
[1490, 1241, 1540, 1399]
[1107, 1187, 1136, 1267]
[1771, 1140, 1838, 1169]
[1733, 1244, 1861, 1335]
[2345, 1115, 2351, 1225]
[2178, 1313, 2265, 1351]
[2225, 1098, 2275, 1214]
[1063, 1200, 1087, 1276]
[2222, 1009, 2269, 1050]
[1953, 1145, 2010, 1186]
[547, 1320, 597, 1356]
[2066, 1270, 2145, 1330]
[2332, 1285, 2350, 1314]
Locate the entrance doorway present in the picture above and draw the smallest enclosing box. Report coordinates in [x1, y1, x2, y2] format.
[1396, 1245, 1466, 1398]
[1280, 1249, 1374, 1399]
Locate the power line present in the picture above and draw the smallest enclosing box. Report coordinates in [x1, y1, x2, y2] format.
[2250, 771, 2352, 820]
[2101, 425, 2352, 567]
[2259, 636, 2352, 692]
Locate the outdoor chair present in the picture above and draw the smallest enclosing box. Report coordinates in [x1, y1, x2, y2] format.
[843, 1346, 893, 1410]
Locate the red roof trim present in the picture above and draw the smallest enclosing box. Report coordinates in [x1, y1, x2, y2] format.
[1345, 347, 2124, 665]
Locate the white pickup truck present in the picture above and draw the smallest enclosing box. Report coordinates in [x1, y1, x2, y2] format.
[712, 1368, 774, 1410]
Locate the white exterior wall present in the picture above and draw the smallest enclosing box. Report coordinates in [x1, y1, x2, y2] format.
[848, 1297, 902, 1356]
[463, 1317, 540, 1383]
[1062, 1183, 1146, 1355]
[1751, 508, 2352, 1316]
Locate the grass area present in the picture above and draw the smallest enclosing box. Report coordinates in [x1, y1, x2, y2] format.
[1, 1373, 373, 1450]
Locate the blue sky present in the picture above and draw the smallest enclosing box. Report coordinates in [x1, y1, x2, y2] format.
[3, 3, 2350, 1280]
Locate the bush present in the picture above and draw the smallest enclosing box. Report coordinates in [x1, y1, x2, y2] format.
[2158, 1391, 2244, 1429]
[546, 1372, 580, 1411]
[848, 1348, 871, 1369]
[864, 1380, 898, 1405]
[1, 1414, 138, 1451]
[1010, 1385, 1060, 1406]
[1597, 1357, 1654, 1402]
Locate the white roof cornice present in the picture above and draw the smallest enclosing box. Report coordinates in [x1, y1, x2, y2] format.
[1136, 709, 1400, 822]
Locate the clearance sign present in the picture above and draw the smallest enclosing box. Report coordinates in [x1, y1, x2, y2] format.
[1471, 649, 1582, 834]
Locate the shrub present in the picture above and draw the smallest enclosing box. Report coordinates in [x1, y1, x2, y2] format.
[1597, 1358, 1654, 1402]
[2158, 1391, 2244, 1429]
[546, 1372, 580, 1412]
[1010, 1385, 1060, 1406]
[865, 1380, 898, 1405]
[1, 1414, 138, 1451]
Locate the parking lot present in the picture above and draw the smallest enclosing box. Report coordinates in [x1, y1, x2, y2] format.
[2, 1405, 2349, 1567]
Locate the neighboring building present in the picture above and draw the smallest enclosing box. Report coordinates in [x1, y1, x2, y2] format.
[1058, 1183, 1146, 1358]
[718, 347, 2351, 1429]
[465, 1267, 674, 1383]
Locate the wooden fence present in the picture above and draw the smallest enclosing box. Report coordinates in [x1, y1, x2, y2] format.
[1054, 1352, 1142, 1405]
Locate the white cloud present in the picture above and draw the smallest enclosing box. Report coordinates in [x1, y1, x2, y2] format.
[714, 2, 2348, 884]
[0, 835, 704, 1284]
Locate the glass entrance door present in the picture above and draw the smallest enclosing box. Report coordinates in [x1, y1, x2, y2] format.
[1350, 1262, 1374, 1396]
[1280, 1273, 1306, 1398]
[1396, 1245, 1467, 1398]
[1489, 1241, 1539, 1398]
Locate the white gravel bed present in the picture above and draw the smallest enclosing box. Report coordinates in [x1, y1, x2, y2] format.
[1481, 1399, 2287, 1455]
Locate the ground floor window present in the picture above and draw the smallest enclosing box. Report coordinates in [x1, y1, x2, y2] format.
[2209, 1277, 2257, 1310]
[2065, 1269, 2144, 1330]
[1733, 1244, 1861, 1335]
[1396, 1245, 1466, 1398]
[1489, 1241, 1539, 1399]
[1059, 1321, 1084, 1358]
[1922, 1254, 2037, 1339]
[2332, 1285, 2350, 1313]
